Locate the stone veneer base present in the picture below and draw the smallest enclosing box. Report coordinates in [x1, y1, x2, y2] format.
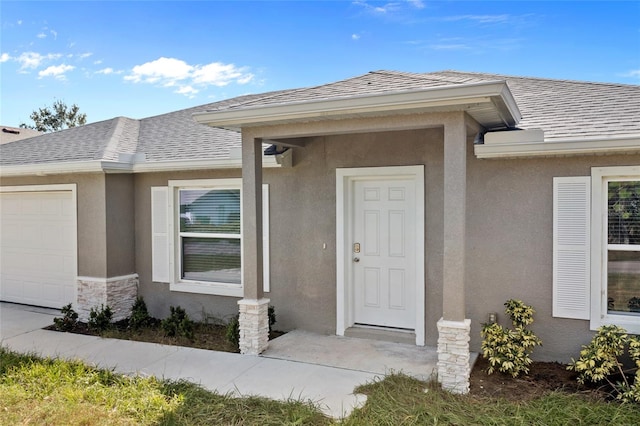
[238, 298, 270, 355]
[437, 318, 471, 394]
[76, 274, 138, 322]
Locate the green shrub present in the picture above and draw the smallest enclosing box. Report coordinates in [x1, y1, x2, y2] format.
[53, 303, 78, 332]
[268, 305, 276, 332]
[568, 325, 640, 403]
[128, 296, 152, 330]
[481, 299, 542, 377]
[88, 304, 113, 333]
[161, 306, 194, 340]
[225, 314, 240, 349]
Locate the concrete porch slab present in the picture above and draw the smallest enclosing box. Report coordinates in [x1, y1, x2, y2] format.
[262, 330, 444, 381]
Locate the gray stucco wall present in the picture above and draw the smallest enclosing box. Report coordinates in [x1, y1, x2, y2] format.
[465, 151, 640, 361]
[132, 127, 640, 362]
[4, 127, 639, 363]
[133, 128, 445, 329]
[105, 174, 136, 277]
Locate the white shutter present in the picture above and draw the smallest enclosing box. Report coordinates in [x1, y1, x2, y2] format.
[553, 177, 591, 319]
[151, 187, 170, 283]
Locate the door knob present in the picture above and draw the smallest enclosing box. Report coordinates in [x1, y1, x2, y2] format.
[353, 257, 360, 262]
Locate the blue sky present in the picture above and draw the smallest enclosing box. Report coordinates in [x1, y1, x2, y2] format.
[1, 1, 639, 127]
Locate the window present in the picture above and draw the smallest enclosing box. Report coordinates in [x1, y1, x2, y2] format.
[152, 179, 269, 297]
[603, 179, 640, 316]
[553, 166, 640, 334]
[179, 188, 242, 284]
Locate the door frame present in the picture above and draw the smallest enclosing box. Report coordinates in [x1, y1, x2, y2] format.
[336, 166, 425, 345]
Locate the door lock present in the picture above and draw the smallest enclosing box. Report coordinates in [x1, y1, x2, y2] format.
[353, 257, 360, 262]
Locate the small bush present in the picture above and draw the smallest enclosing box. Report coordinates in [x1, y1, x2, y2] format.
[128, 297, 152, 330]
[268, 305, 276, 332]
[53, 303, 78, 332]
[481, 299, 542, 377]
[161, 306, 194, 340]
[226, 314, 240, 349]
[568, 325, 640, 403]
[88, 304, 113, 333]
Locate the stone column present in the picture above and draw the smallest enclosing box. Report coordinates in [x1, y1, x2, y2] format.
[438, 114, 471, 393]
[239, 133, 270, 355]
[437, 318, 471, 393]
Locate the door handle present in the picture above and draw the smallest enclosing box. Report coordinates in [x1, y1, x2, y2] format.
[353, 257, 360, 263]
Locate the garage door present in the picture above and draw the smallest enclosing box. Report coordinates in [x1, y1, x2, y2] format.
[0, 190, 77, 308]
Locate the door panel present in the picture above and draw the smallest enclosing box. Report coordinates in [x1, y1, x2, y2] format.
[0, 191, 76, 308]
[352, 179, 416, 329]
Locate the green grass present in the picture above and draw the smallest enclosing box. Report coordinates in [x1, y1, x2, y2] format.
[2, 348, 639, 425]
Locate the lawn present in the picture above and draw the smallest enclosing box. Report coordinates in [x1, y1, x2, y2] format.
[1, 348, 639, 425]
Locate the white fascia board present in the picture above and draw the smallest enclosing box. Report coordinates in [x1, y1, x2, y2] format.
[1, 156, 281, 177]
[193, 81, 521, 129]
[0, 160, 126, 177]
[132, 155, 281, 172]
[475, 134, 640, 159]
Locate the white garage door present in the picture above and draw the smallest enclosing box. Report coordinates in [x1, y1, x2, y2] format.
[0, 189, 77, 308]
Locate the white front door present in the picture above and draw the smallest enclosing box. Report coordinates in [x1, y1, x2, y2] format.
[352, 178, 416, 329]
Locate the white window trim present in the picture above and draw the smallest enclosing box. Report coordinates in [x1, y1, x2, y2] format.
[166, 179, 269, 297]
[591, 165, 640, 334]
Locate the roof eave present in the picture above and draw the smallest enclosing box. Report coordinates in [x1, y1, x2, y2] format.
[193, 81, 521, 130]
[474, 134, 640, 159]
[0, 155, 284, 177]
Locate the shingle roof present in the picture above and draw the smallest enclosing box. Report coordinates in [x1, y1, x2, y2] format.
[223, 70, 640, 140]
[1, 70, 638, 168]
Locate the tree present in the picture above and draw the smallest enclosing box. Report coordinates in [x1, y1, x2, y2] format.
[20, 100, 87, 132]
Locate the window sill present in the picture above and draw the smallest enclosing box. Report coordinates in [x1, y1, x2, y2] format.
[592, 314, 640, 335]
[170, 280, 243, 297]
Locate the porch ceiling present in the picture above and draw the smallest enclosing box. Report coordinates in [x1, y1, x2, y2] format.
[193, 81, 521, 133]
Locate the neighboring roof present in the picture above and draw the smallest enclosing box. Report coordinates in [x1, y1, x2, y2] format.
[1, 70, 639, 175]
[0, 126, 42, 144]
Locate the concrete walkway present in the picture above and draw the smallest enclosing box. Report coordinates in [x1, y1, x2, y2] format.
[0, 303, 443, 418]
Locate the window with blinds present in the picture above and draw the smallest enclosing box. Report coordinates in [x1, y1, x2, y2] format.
[606, 180, 640, 315]
[179, 189, 241, 285]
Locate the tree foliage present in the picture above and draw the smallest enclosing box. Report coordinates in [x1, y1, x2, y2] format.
[19, 100, 87, 132]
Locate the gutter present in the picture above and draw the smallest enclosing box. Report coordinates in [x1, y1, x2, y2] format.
[475, 134, 640, 159]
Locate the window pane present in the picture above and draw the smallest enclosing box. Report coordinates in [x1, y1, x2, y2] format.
[608, 181, 640, 245]
[182, 237, 241, 284]
[180, 189, 240, 234]
[607, 250, 640, 314]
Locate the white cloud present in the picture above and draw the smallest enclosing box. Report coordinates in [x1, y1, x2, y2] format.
[125, 57, 254, 96]
[0, 53, 10, 63]
[429, 43, 471, 51]
[352, 33, 361, 40]
[38, 64, 74, 80]
[15, 52, 62, 70]
[96, 67, 114, 75]
[50, 30, 58, 40]
[623, 69, 640, 79]
[125, 57, 193, 84]
[78, 52, 93, 60]
[37, 32, 47, 39]
[353, 0, 423, 15]
[442, 14, 511, 24]
[17, 20, 23, 25]
[176, 85, 199, 97]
